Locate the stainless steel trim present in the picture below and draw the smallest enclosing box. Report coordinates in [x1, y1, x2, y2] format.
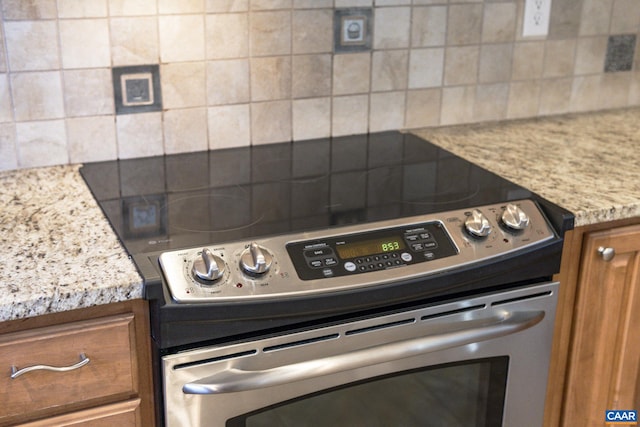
[183, 310, 544, 395]
[159, 199, 557, 303]
[10, 353, 90, 379]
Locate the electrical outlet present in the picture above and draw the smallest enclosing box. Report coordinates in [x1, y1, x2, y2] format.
[523, 0, 552, 37]
[112, 65, 162, 115]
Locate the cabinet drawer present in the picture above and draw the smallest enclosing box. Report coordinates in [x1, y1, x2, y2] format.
[16, 398, 141, 427]
[0, 314, 137, 424]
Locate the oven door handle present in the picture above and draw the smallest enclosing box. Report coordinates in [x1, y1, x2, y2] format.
[182, 310, 544, 395]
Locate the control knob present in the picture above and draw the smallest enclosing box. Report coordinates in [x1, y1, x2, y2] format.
[192, 248, 225, 283]
[501, 203, 529, 231]
[240, 242, 273, 276]
[464, 209, 492, 238]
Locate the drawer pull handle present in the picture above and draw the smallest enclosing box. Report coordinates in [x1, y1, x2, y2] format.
[10, 353, 90, 379]
[598, 246, 616, 261]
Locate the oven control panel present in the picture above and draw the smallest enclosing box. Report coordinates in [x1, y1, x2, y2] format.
[158, 199, 557, 303]
[286, 221, 457, 280]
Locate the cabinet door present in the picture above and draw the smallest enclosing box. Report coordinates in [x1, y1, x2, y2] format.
[563, 224, 640, 426]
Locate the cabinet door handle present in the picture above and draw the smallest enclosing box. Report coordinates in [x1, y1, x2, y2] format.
[597, 246, 616, 262]
[10, 353, 90, 379]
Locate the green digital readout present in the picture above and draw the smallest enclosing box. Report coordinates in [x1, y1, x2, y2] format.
[336, 237, 406, 259]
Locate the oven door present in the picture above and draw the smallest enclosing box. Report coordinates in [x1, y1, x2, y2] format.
[163, 282, 558, 427]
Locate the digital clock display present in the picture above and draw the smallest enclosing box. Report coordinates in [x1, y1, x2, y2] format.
[336, 237, 406, 259]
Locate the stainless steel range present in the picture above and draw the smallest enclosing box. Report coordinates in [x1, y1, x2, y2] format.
[80, 132, 573, 427]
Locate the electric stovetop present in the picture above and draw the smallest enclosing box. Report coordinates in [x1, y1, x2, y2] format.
[80, 131, 572, 259]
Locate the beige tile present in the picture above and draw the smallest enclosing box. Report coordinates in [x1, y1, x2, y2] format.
[474, 83, 508, 122]
[206, 13, 249, 59]
[4, 21, 59, 71]
[207, 59, 250, 105]
[539, 78, 572, 115]
[376, 0, 411, 5]
[332, 95, 369, 136]
[548, 0, 582, 39]
[251, 100, 291, 144]
[441, 86, 475, 125]
[292, 54, 332, 98]
[610, 0, 640, 33]
[292, 9, 333, 54]
[0, 123, 17, 171]
[60, 19, 110, 69]
[543, 39, 577, 78]
[599, 73, 631, 109]
[479, 44, 512, 83]
[447, 4, 482, 46]
[411, 6, 446, 47]
[251, 56, 291, 101]
[629, 72, 640, 106]
[444, 46, 479, 86]
[371, 50, 408, 92]
[333, 53, 371, 95]
[374, 7, 411, 49]
[57, 0, 108, 18]
[159, 15, 205, 62]
[409, 48, 444, 89]
[0, 75, 12, 122]
[63, 68, 114, 117]
[413, 0, 447, 4]
[1, 0, 57, 19]
[206, 0, 248, 12]
[161, 62, 206, 109]
[158, 0, 204, 14]
[116, 112, 163, 159]
[251, 0, 291, 9]
[293, 0, 332, 8]
[207, 104, 251, 149]
[292, 97, 331, 140]
[250, 11, 291, 56]
[11, 71, 64, 121]
[507, 81, 541, 119]
[570, 75, 602, 112]
[335, 0, 372, 6]
[574, 37, 607, 75]
[369, 91, 405, 132]
[0, 25, 5, 72]
[163, 108, 208, 154]
[108, 0, 156, 16]
[482, 3, 516, 43]
[511, 41, 545, 80]
[405, 88, 441, 128]
[110, 17, 159, 66]
[579, 0, 612, 36]
[16, 120, 68, 168]
[67, 116, 117, 163]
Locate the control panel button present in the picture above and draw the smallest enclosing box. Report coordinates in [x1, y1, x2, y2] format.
[464, 209, 492, 238]
[344, 262, 356, 272]
[501, 203, 530, 231]
[192, 248, 225, 283]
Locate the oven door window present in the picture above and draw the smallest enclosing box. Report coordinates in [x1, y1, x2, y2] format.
[227, 357, 508, 427]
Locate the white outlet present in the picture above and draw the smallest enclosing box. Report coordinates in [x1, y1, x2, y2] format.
[523, 0, 552, 37]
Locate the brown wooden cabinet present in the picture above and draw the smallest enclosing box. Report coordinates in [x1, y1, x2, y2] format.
[545, 221, 640, 427]
[0, 300, 154, 427]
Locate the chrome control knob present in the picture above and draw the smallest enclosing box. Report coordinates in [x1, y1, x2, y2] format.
[240, 242, 273, 276]
[465, 209, 492, 238]
[501, 203, 529, 230]
[192, 248, 225, 283]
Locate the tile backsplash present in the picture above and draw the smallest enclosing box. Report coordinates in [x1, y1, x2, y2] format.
[0, 0, 639, 171]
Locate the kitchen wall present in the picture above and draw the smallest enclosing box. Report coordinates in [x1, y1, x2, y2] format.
[0, 0, 639, 171]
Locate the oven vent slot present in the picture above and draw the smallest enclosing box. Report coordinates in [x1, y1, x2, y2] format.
[491, 291, 552, 307]
[345, 318, 416, 336]
[420, 304, 486, 321]
[263, 333, 339, 353]
[173, 349, 257, 370]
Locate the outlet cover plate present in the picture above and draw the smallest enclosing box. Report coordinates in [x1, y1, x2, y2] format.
[523, 0, 551, 37]
[334, 8, 372, 53]
[113, 65, 162, 115]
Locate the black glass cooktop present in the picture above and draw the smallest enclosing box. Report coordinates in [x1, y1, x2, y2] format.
[81, 131, 537, 256]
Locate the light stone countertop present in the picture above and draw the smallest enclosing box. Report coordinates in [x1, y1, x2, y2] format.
[412, 108, 640, 227]
[0, 165, 143, 323]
